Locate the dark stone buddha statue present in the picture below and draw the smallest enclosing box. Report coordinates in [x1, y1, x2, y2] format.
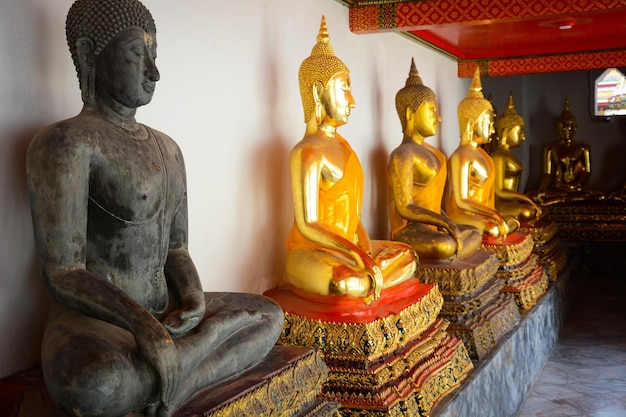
[26, 1, 283, 416]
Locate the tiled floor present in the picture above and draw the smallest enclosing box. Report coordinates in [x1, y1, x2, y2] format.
[516, 243, 626, 417]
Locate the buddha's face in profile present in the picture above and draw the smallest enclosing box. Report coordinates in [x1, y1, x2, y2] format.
[321, 72, 355, 127]
[414, 98, 441, 138]
[473, 110, 495, 145]
[96, 26, 160, 110]
[507, 124, 525, 147]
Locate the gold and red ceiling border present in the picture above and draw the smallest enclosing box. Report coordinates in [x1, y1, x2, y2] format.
[342, 0, 626, 77]
[457, 50, 626, 78]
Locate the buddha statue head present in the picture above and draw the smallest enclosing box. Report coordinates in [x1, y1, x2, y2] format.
[458, 68, 494, 145]
[298, 16, 352, 127]
[556, 97, 577, 143]
[495, 92, 526, 148]
[395, 58, 438, 138]
[66, 0, 158, 105]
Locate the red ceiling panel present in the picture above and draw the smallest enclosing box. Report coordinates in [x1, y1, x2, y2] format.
[345, 0, 626, 76]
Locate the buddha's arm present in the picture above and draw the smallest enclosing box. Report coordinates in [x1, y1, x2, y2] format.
[26, 128, 180, 406]
[390, 153, 455, 232]
[163, 174, 205, 337]
[580, 146, 592, 181]
[449, 151, 504, 223]
[493, 154, 535, 206]
[355, 222, 373, 255]
[290, 145, 369, 268]
[538, 147, 555, 194]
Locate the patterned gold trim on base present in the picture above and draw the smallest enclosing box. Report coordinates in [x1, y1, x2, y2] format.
[446, 291, 520, 360]
[503, 263, 549, 313]
[521, 220, 568, 283]
[419, 254, 520, 360]
[416, 251, 500, 296]
[521, 220, 558, 245]
[181, 346, 333, 417]
[544, 200, 626, 242]
[480, 232, 534, 266]
[266, 284, 473, 416]
[440, 276, 504, 318]
[324, 319, 449, 391]
[277, 287, 444, 359]
[326, 333, 472, 417]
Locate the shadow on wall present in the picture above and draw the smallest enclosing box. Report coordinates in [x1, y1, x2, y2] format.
[0, 125, 51, 377]
[368, 64, 391, 241]
[236, 15, 291, 293]
[0, 1, 72, 377]
[525, 96, 553, 192]
[593, 117, 626, 192]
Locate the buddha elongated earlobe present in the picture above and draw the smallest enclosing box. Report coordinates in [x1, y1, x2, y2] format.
[76, 37, 96, 104]
[312, 81, 324, 125]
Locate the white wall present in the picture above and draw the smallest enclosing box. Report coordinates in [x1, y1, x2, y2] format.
[0, 0, 466, 377]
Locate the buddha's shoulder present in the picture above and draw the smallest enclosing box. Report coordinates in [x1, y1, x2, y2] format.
[491, 148, 512, 158]
[29, 115, 98, 152]
[292, 134, 334, 154]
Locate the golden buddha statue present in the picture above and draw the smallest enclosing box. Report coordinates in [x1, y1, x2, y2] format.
[444, 68, 519, 239]
[533, 97, 601, 205]
[492, 92, 543, 224]
[285, 16, 417, 303]
[388, 58, 482, 261]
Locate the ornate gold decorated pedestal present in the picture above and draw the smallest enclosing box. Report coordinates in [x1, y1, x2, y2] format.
[520, 219, 567, 283]
[175, 346, 337, 417]
[265, 279, 473, 417]
[416, 251, 520, 360]
[480, 232, 549, 313]
[543, 200, 626, 242]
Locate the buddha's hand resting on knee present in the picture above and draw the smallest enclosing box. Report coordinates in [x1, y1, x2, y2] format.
[163, 290, 206, 337]
[135, 320, 181, 416]
[359, 255, 383, 300]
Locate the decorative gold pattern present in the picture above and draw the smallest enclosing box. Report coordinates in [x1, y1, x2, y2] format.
[442, 278, 520, 360]
[415, 338, 473, 415]
[279, 287, 443, 359]
[480, 233, 550, 313]
[322, 330, 472, 416]
[416, 251, 499, 296]
[349, 0, 622, 28]
[522, 221, 558, 245]
[480, 232, 534, 266]
[205, 350, 331, 417]
[545, 201, 626, 242]
[458, 51, 626, 78]
[503, 264, 549, 313]
[324, 319, 449, 389]
[440, 277, 504, 318]
[270, 284, 473, 416]
[521, 220, 567, 283]
[494, 255, 537, 282]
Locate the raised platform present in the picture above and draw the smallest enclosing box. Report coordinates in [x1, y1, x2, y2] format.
[429, 265, 570, 417]
[520, 218, 567, 283]
[0, 345, 337, 417]
[417, 251, 520, 360]
[544, 199, 626, 242]
[265, 279, 474, 416]
[175, 345, 336, 417]
[480, 232, 550, 313]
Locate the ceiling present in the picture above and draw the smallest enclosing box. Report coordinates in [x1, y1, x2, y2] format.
[341, 0, 626, 77]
